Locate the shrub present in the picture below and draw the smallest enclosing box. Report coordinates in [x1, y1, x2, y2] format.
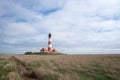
[25, 52, 33, 55]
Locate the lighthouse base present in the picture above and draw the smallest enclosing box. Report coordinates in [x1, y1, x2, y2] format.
[40, 48, 58, 53]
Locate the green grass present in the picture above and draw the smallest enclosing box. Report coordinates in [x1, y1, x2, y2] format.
[0, 59, 11, 80]
[0, 54, 120, 80]
[44, 74, 58, 80]
[0, 69, 10, 80]
[56, 69, 68, 74]
[28, 61, 42, 68]
[70, 64, 114, 80]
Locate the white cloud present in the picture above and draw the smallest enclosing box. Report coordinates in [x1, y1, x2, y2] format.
[34, 0, 120, 53]
[0, 0, 120, 54]
[0, 0, 43, 23]
[4, 22, 37, 36]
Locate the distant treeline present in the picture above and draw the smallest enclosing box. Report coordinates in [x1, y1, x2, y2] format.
[24, 51, 65, 55]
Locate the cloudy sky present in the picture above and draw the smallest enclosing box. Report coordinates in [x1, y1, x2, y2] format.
[0, 0, 120, 54]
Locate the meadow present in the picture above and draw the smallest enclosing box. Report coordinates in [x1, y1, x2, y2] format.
[0, 54, 120, 80]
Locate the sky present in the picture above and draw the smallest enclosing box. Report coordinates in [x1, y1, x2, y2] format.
[0, 0, 120, 54]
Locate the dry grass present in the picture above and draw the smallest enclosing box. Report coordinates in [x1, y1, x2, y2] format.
[7, 72, 22, 80]
[0, 54, 120, 80]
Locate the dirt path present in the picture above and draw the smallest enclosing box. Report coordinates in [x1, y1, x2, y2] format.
[11, 56, 44, 80]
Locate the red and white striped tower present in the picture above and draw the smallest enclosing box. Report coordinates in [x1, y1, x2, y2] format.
[48, 33, 52, 52]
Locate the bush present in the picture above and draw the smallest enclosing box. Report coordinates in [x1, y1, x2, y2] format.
[25, 52, 33, 55]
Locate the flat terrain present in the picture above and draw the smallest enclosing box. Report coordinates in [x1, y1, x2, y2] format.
[0, 54, 120, 80]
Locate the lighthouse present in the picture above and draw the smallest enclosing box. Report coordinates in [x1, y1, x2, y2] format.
[40, 33, 58, 53]
[48, 33, 52, 52]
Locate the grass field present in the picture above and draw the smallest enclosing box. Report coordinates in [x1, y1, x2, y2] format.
[0, 54, 120, 80]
